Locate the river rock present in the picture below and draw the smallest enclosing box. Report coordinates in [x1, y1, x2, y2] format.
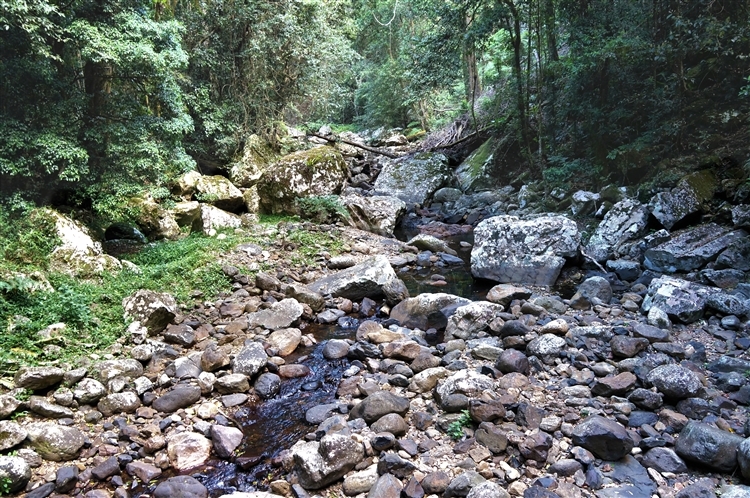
[216, 374, 250, 394]
[26, 423, 84, 461]
[409, 367, 449, 393]
[367, 473, 402, 498]
[153, 475, 208, 498]
[122, 290, 177, 335]
[406, 234, 457, 255]
[152, 384, 202, 413]
[229, 134, 273, 188]
[648, 170, 716, 230]
[308, 255, 407, 305]
[495, 349, 530, 375]
[571, 190, 600, 216]
[168, 432, 212, 471]
[211, 425, 244, 459]
[348, 390, 410, 423]
[266, 328, 302, 356]
[486, 284, 532, 306]
[0, 456, 30, 493]
[342, 195, 406, 237]
[390, 293, 471, 329]
[571, 416, 633, 460]
[675, 421, 742, 472]
[257, 147, 347, 214]
[370, 413, 408, 436]
[570, 276, 612, 309]
[233, 342, 268, 378]
[246, 298, 303, 330]
[471, 215, 580, 286]
[610, 336, 649, 358]
[444, 471, 485, 498]
[201, 343, 230, 372]
[254, 373, 281, 399]
[93, 358, 144, 384]
[641, 275, 714, 323]
[584, 198, 650, 262]
[716, 237, 750, 271]
[526, 333, 566, 362]
[323, 339, 350, 360]
[737, 438, 750, 480]
[126, 461, 162, 482]
[444, 301, 504, 340]
[436, 370, 494, 403]
[647, 364, 702, 400]
[96, 391, 140, 417]
[645, 224, 745, 272]
[642, 447, 688, 473]
[72, 378, 107, 405]
[591, 372, 637, 397]
[292, 433, 365, 490]
[373, 152, 450, 205]
[14, 366, 64, 391]
[284, 283, 325, 312]
[0, 421, 26, 451]
[343, 465, 378, 495]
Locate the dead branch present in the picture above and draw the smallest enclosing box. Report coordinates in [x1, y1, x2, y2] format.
[307, 132, 400, 159]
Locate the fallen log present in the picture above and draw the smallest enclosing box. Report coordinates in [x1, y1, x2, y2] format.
[307, 132, 400, 159]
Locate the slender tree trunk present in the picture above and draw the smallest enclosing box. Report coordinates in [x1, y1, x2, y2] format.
[504, 0, 530, 161]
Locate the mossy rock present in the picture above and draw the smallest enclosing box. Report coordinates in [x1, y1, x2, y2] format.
[230, 134, 277, 188]
[455, 138, 497, 192]
[256, 146, 347, 215]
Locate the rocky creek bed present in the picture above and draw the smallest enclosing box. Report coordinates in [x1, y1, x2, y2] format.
[5, 135, 750, 498]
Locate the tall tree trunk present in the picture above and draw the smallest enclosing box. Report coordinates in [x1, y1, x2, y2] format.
[504, 0, 530, 161]
[83, 60, 113, 169]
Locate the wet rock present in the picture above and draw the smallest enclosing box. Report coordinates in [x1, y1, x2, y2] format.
[211, 425, 244, 459]
[406, 234, 457, 255]
[571, 416, 633, 460]
[647, 364, 702, 400]
[254, 373, 281, 399]
[246, 298, 304, 330]
[323, 339, 350, 360]
[292, 433, 365, 490]
[152, 384, 202, 413]
[373, 152, 451, 205]
[642, 447, 688, 473]
[233, 342, 268, 377]
[390, 293, 471, 329]
[645, 224, 744, 272]
[0, 456, 31, 493]
[308, 255, 407, 305]
[14, 366, 65, 391]
[471, 215, 580, 286]
[26, 423, 84, 461]
[122, 290, 177, 334]
[342, 195, 406, 237]
[153, 476, 208, 498]
[167, 432, 212, 471]
[675, 421, 742, 472]
[349, 390, 410, 423]
[97, 392, 141, 416]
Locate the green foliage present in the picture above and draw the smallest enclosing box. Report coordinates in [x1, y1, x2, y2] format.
[0, 208, 59, 271]
[0, 476, 12, 496]
[295, 196, 348, 224]
[447, 409, 472, 440]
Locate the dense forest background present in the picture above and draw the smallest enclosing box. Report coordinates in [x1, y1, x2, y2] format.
[2, 0, 750, 216]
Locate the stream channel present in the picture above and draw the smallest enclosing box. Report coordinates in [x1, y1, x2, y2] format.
[199, 231, 492, 497]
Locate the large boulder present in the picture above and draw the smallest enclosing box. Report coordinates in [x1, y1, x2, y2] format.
[292, 434, 364, 490]
[170, 201, 202, 232]
[257, 146, 347, 214]
[230, 134, 275, 188]
[122, 290, 177, 334]
[167, 432, 212, 471]
[26, 423, 85, 461]
[644, 224, 746, 272]
[583, 198, 649, 262]
[675, 421, 742, 472]
[390, 293, 471, 329]
[648, 170, 716, 230]
[199, 205, 242, 235]
[308, 255, 407, 305]
[45, 209, 123, 277]
[647, 364, 702, 400]
[246, 298, 304, 330]
[471, 215, 580, 286]
[341, 195, 406, 237]
[348, 390, 410, 423]
[373, 153, 451, 206]
[454, 139, 498, 193]
[126, 195, 181, 240]
[195, 175, 244, 212]
[14, 366, 64, 391]
[641, 275, 714, 323]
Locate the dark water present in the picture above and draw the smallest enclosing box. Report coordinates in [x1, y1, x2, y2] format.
[198, 228, 486, 496]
